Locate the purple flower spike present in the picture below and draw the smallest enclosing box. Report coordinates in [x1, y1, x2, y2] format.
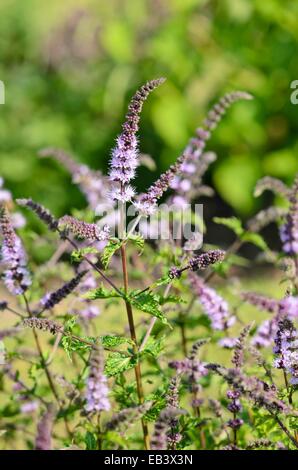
[85, 346, 110, 413]
[0, 204, 31, 295]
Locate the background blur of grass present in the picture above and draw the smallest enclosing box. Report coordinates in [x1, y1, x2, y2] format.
[0, 0, 297, 220]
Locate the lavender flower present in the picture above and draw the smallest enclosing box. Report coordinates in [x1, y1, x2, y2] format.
[241, 292, 279, 313]
[232, 324, 252, 369]
[254, 176, 290, 198]
[273, 318, 298, 385]
[133, 155, 186, 215]
[280, 175, 298, 255]
[59, 215, 110, 241]
[22, 317, 64, 335]
[0, 204, 31, 295]
[21, 401, 39, 414]
[35, 405, 55, 450]
[39, 147, 112, 213]
[251, 318, 279, 349]
[151, 407, 184, 450]
[16, 198, 58, 231]
[189, 273, 235, 330]
[188, 249, 225, 271]
[105, 402, 152, 433]
[247, 206, 288, 233]
[109, 78, 165, 202]
[85, 346, 110, 413]
[169, 91, 252, 207]
[40, 270, 87, 310]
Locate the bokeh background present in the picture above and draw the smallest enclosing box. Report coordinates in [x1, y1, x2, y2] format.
[0, 0, 297, 220]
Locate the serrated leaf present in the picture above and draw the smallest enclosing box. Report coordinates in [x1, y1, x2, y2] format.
[105, 352, 136, 377]
[71, 247, 98, 263]
[142, 335, 165, 358]
[213, 216, 244, 236]
[100, 335, 133, 348]
[129, 292, 170, 326]
[101, 238, 122, 268]
[85, 431, 97, 450]
[241, 231, 268, 251]
[85, 285, 122, 300]
[61, 335, 92, 361]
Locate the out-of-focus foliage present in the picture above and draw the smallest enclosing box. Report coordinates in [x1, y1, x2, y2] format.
[0, 0, 297, 216]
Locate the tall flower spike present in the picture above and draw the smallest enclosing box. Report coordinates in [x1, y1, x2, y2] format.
[254, 176, 290, 198]
[17, 198, 58, 231]
[247, 206, 287, 232]
[0, 204, 31, 295]
[105, 402, 152, 432]
[59, 215, 110, 241]
[168, 91, 253, 207]
[40, 270, 87, 310]
[22, 317, 64, 335]
[151, 407, 184, 450]
[232, 324, 252, 368]
[39, 147, 112, 213]
[109, 78, 165, 202]
[85, 345, 110, 413]
[35, 405, 55, 450]
[280, 174, 298, 255]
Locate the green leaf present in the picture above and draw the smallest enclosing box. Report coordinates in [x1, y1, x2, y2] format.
[241, 231, 268, 251]
[127, 234, 144, 254]
[142, 335, 165, 358]
[129, 292, 170, 326]
[84, 285, 122, 300]
[105, 352, 136, 377]
[61, 335, 92, 361]
[101, 238, 122, 268]
[213, 216, 244, 236]
[71, 247, 98, 263]
[100, 335, 133, 348]
[85, 431, 97, 450]
[158, 294, 185, 305]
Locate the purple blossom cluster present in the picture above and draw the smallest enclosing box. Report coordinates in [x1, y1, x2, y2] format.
[273, 318, 298, 385]
[169, 91, 252, 208]
[0, 205, 31, 295]
[59, 215, 110, 241]
[40, 270, 87, 310]
[39, 147, 112, 214]
[85, 346, 110, 413]
[109, 78, 165, 203]
[189, 273, 235, 330]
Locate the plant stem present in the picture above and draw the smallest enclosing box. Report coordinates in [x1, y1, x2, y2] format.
[270, 412, 298, 449]
[120, 243, 150, 450]
[22, 293, 72, 437]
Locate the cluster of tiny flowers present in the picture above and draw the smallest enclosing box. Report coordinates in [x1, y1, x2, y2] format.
[133, 155, 185, 215]
[169, 91, 252, 207]
[22, 317, 64, 335]
[232, 324, 251, 369]
[168, 250, 225, 279]
[273, 318, 298, 385]
[189, 273, 235, 331]
[151, 407, 183, 450]
[247, 206, 288, 233]
[85, 346, 110, 413]
[188, 249, 225, 271]
[279, 174, 298, 255]
[35, 405, 55, 451]
[251, 318, 279, 349]
[59, 215, 110, 241]
[105, 402, 152, 433]
[254, 176, 290, 198]
[109, 78, 165, 202]
[17, 198, 58, 231]
[242, 291, 298, 322]
[40, 270, 87, 310]
[226, 389, 242, 414]
[39, 147, 112, 213]
[0, 205, 31, 295]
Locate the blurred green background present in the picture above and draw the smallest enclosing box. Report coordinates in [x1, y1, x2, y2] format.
[0, 0, 297, 218]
